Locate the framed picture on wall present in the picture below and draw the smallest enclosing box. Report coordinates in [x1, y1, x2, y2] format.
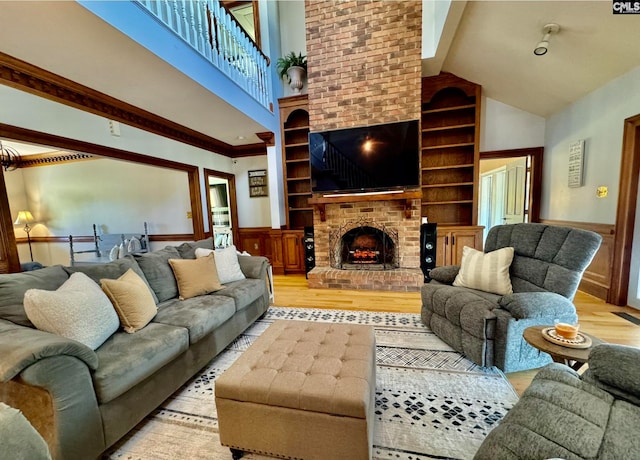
[248, 169, 268, 197]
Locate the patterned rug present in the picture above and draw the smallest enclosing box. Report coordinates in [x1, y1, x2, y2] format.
[106, 307, 519, 460]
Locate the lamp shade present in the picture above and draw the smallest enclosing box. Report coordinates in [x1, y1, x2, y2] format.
[14, 210, 34, 225]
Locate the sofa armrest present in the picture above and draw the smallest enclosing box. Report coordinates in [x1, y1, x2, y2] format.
[582, 344, 640, 404]
[498, 292, 577, 320]
[0, 320, 98, 382]
[428, 265, 460, 285]
[238, 255, 269, 280]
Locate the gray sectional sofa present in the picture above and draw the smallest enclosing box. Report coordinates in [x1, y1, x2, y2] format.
[0, 238, 270, 460]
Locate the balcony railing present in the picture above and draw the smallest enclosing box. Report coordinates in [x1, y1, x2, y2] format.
[136, 0, 272, 110]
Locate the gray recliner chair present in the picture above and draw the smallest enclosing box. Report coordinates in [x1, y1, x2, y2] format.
[421, 223, 602, 372]
[474, 344, 640, 459]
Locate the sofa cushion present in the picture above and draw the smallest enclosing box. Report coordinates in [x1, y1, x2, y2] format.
[168, 254, 223, 300]
[196, 246, 246, 284]
[153, 295, 235, 344]
[23, 272, 120, 350]
[453, 246, 514, 295]
[133, 246, 181, 303]
[213, 278, 266, 312]
[101, 269, 158, 333]
[175, 237, 214, 259]
[0, 265, 69, 327]
[93, 322, 189, 404]
[64, 255, 159, 304]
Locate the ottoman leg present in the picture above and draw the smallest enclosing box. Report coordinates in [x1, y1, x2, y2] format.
[230, 448, 244, 459]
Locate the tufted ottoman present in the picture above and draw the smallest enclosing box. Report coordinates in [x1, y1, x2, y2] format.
[215, 320, 376, 460]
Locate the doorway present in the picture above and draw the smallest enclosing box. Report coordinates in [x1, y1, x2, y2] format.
[478, 148, 542, 240]
[204, 169, 239, 249]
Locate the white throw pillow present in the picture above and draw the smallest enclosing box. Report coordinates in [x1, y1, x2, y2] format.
[24, 272, 120, 349]
[195, 245, 246, 284]
[128, 236, 142, 253]
[109, 245, 119, 261]
[452, 246, 515, 295]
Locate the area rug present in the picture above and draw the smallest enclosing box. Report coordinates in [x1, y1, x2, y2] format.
[106, 307, 519, 460]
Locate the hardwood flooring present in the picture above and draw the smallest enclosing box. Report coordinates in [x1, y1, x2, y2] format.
[272, 274, 640, 395]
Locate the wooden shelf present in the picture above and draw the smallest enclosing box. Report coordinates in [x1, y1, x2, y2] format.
[422, 182, 474, 188]
[280, 95, 311, 230]
[421, 73, 481, 226]
[422, 142, 475, 150]
[285, 142, 308, 148]
[422, 164, 474, 171]
[423, 200, 474, 205]
[422, 123, 475, 132]
[308, 190, 421, 221]
[422, 104, 475, 114]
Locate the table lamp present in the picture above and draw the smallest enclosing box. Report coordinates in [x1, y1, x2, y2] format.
[14, 210, 34, 262]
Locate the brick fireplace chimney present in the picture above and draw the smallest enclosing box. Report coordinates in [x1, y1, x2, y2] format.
[304, 1, 424, 291]
[305, 0, 422, 131]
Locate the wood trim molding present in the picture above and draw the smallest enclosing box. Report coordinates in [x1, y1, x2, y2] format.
[0, 51, 257, 158]
[18, 152, 96, 168]
[0, 168, 20, 273]
[480, 147, 544, 223]
[610, 113, 640, 306]
[230, 143, 267, 157]
[256, 131, 275, 147]
[539, 219, 615, 302]
[16, 234, 196, 244]
[0, 123, 206, 243]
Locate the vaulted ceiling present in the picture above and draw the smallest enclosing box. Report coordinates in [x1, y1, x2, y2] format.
[1, 0, 639, 154]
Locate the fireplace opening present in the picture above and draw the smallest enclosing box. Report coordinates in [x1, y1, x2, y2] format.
[330, 221, 399, 270]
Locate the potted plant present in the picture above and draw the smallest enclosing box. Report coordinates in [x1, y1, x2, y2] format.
[276, 51, 307, 94]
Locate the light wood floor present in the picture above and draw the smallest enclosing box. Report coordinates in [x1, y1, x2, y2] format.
[272, 274, 640, 395]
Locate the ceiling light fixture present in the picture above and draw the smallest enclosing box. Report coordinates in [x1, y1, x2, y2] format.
[534, 23, 560, 56]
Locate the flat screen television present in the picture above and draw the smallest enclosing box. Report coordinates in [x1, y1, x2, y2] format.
[309, 120, 420, 194]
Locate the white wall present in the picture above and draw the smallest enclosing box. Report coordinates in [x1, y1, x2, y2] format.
[542, 65, 640, 224]
[231, 156, 272, 228]
[480, 97, 545, 152]
[277, 1, 307, 98]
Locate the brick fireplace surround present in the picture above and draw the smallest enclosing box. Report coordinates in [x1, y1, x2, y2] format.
[304, 0, 424, 291]
[307, 197, 424, 292]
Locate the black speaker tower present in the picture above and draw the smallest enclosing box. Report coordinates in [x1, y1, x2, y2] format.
[303, 226, 315, 278]
[420, 223, 437, 283]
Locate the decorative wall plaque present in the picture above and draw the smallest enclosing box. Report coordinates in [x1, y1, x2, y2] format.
[568, 140, 585, 188]
[248, 169, 268, 197]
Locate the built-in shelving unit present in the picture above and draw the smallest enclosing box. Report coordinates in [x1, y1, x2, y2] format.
[279, 95, 312, 230]
[421, 73, 482, 227]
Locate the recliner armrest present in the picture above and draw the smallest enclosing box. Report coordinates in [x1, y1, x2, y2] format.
[498, 292, 577, 320]
[0, 320, 98, 382]
[582, 344, 640, 404]
[428, 265, 460, 285]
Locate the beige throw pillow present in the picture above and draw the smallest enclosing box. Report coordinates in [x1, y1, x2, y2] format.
[168, 253, 223, 300]
[453, 246, 515, 295]
[101, 269, 158, 333]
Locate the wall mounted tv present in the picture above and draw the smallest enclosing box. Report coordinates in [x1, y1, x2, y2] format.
[309, 120, 420, 194]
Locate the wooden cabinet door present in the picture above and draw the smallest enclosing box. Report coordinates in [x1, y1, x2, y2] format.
[450, 228, 485, 265]
[282, 231, 303, 272]
[436, 233, 449, 267]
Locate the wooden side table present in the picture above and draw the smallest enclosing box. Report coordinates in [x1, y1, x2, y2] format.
[523, 325, 605, 372]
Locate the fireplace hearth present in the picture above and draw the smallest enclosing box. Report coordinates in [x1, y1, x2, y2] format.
[330, 220, 398, 270]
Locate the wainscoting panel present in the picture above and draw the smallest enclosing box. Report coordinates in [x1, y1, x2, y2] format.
[540, 219, 614, 301]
